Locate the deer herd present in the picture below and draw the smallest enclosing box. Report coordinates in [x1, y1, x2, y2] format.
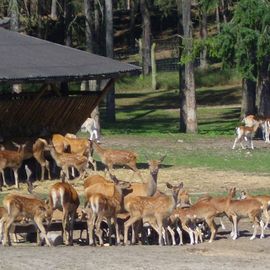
[0, 113, 269, 247]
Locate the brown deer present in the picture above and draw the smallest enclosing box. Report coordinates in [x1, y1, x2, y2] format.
[85, 178, 132, 246]
[0, 143, 26, 189]
[171, 198, 219, 244]
[2, 193, 53, 246]
[124, 182, 183, 246]
[52, 134, 96, 171]
[239, 190, 270, 229]
[122, 156, 165, 244]
[49, 181, 80, 245]
[224, 187, 264, 240]
[242, 114, 270, 142]
[232, 121, 260, 149]
[92, 141, 142, 180]
[48, 144, 88, 181]
[33, 138, 51, 181]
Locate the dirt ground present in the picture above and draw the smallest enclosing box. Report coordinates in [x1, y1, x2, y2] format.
[1, 135, 270, 269]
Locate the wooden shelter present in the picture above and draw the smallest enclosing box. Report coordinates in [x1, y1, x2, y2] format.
[0, 28, 141, 139]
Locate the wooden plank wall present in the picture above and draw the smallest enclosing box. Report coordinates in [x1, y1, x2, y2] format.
[0, 93, 101, 138]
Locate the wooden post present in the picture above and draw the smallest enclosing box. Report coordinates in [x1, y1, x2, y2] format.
[151, 43, 157, 90]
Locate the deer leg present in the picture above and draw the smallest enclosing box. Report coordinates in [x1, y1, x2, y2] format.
[182, 223, 194, 245]
[250, 215, 259, 240]
[113, 217, 120, 245]
[3, 216, 15, 246]
[34, 216, 51, 246]
[231, 215, 238, 240]
[0, 217, 4, 243]
[260, 219, 265, 239]
[62, 210, 69, 245]
[167, 225, 176, 246]
[0, 170, 7, 186]
[205, 217, 216, 243]
[250, 139, 254, 150]
[219, 217, 226, 230]
[13, 168, 19, 189]
[87, 212, 96, 246]
[232, 137, 240, 150]
[45, 160, 51, 180]
[40, 164, 45, 181]
[71, 167, 76, 178]
[95, 215, 104, 246]
[156, 217, 164, 246]
[107, 218, 112, 246]
[176, 225, 183, 245]
[69, 212, 75, 245]
[124, 216, 141, 245]
[263, 208, 270, 229]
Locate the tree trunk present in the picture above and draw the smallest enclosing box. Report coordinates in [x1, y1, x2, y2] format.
[84, 0, 94, 53]
[105, 0, 115, 122]
[176, 0, 182, 35]
[129, 0, 137, 49]
[180, 0, 197, 133]
[220, 0, 227, 23]
[241, 78, 257, 116]
[9, 0, 21, 94]
[64, 0, 73, 47]
[9, 0, 19, 31]
[51, 0, 58, 20]
[94, 0, 101, 54]
[199, 8, 208, 69]
[140, 0, 151, 75]
[151, 43, 157, 90]
[257, 57, 270, 116]
[216, 5, 220, 33]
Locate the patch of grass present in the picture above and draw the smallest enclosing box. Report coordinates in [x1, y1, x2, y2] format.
[104, 67, 242, 136]
[195, 67, 241, 87]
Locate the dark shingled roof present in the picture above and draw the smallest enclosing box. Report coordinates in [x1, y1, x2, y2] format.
[0, 28, 141, 83]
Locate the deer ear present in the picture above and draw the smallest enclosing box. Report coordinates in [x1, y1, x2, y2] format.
[178, 182, 184, 189]
[166, 182, 173, 189]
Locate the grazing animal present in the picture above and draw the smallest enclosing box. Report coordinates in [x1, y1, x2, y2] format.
[49, 181, 80, 245]
[85, 178, 132, 246]
[124, 182, 183, 246]
[92, 141, 142, 180]
[2, 193, 53, 246]
[232, 121, 259, 149]
[33, 138, 51, 181]
[0, 143, 26, 189]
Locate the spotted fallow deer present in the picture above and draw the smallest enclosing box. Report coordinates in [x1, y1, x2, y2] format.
[2, 193, 53, 246]
[52, 133, 96, 171]
[49, 181, 80, 245]
[92, 141, 142, 180]
[239, 190, 270, 229]
[232, 121, 260, 149]
[242, 114, 270, 143]
[124, 182, 183, 246]
[123, 156, 166, 244]
[224, 187, 264, 240]
[0, 143, 26, 189]
[33, 138, 51, 181]
[48, 143, 88, 181]
[85, 178, 132, 246]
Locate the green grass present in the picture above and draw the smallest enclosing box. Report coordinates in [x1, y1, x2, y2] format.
[101, 68, 242, 136]
[98, 63, 270, 178]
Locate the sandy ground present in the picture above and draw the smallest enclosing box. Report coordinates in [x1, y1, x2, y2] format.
[1, 235, 270, 270]
[1, 135, 270, 269]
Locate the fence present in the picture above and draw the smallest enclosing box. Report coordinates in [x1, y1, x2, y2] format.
[115, 38, 181, 72]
